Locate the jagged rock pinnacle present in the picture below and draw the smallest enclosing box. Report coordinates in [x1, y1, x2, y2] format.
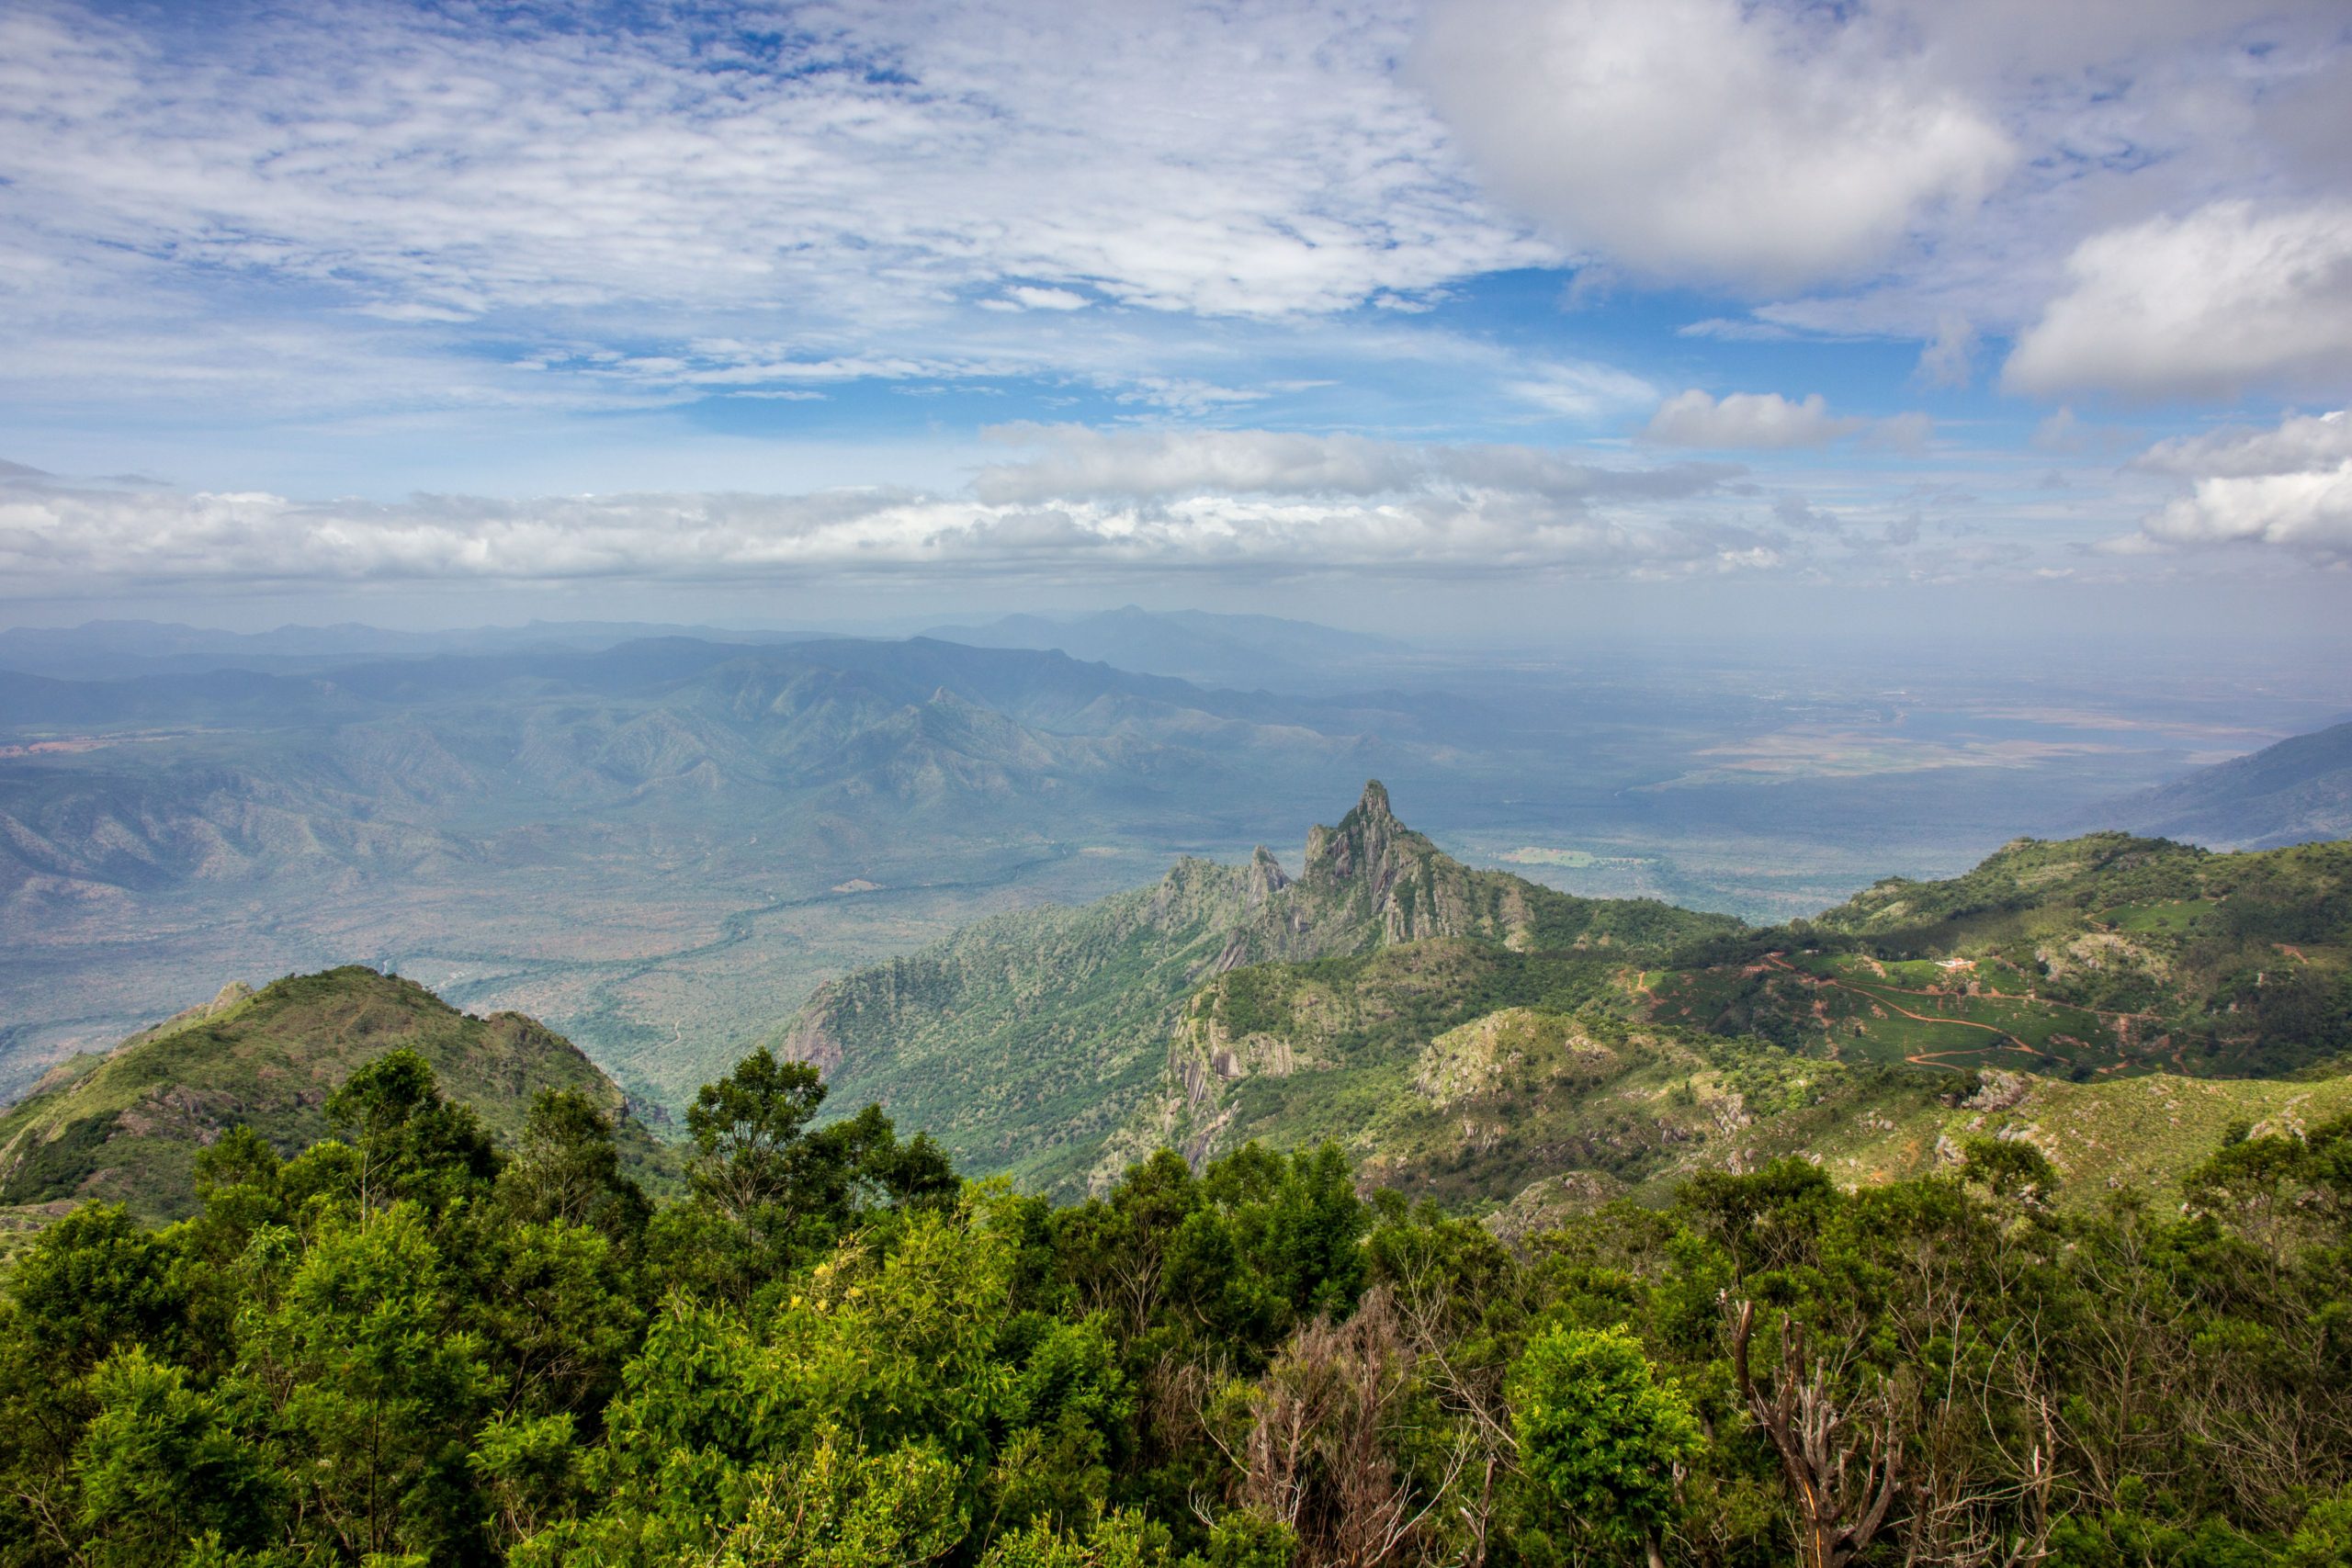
[1306, 780, 1408, 882]
[1245, 845, 1291, 903]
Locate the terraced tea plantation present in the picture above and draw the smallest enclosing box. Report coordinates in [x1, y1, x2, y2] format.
[1643, 951, 2142, 1076]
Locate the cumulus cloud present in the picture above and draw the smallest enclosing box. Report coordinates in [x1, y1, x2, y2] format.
[1913, 314, 1977, 389]
[1413, 0, 2014, 290]
[2005, 202, 2352, 400]
[0, 434, 1763, 586]
[1640, 391, 1866, 450]
[2120, 410, 2352, 560]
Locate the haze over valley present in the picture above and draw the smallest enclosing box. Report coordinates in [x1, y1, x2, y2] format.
[7, 610, 2338, 1111]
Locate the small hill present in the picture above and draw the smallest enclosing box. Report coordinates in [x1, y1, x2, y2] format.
[777, 782, 1738, 1190]
[0, 966, 673, 1226]
[2090, 719, 2352, 849]
[1089, 825, 2352, 1218]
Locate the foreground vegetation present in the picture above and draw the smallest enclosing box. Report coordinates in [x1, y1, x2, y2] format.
[6, 1035, 2352, 1568]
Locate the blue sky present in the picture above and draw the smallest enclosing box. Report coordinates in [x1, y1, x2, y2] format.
[1, 0, 2348, 637]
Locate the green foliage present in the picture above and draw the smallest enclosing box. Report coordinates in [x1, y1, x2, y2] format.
[326, 1047, 502, 1213]
[3, 972, 2350, 1567]
[1651, 834, 2352, 1078]
[497, 1089, 651, 1243]
[73, 1348, 279, 1565]
[1509, 1325, 1700, 1550]
[687, 1047, 829, 1219]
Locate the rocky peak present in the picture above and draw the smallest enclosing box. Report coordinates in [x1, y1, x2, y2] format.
[1244, 845, 1290, 905]
[1304, 778, 1412, 884]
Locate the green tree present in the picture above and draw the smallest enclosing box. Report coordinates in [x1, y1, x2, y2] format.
[240, 1202, 491, 1562]
[72, 1348, 280, 1566]
[1509, 1325, 1701, 1568]
[498, 1089, 650, 1243]
[322, 1049, 501, 1215]
[686, 1047, 827, 1223]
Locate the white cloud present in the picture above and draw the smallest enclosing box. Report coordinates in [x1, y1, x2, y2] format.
[1506, 361, 1659, 419]
[2121, 410, 2352, 559]
[0, 435, 1763, 586]
[1913, 314, 1977, 389]
[1000, 287, 1091, 311]
[2005, 202, 2352, 400]
[971, 424, 1736, 506]
[1676, 318, 1801, 344]
[1412, 0, 2014, 290]
[975, 427, 1419, 503]
[0, 0, 1548, 329]
[1863, 412, 1935, 454]
[1641, 391, 1864, 450]
[2135, 410, 2352, 479]
[2032, 409, 2088, 455]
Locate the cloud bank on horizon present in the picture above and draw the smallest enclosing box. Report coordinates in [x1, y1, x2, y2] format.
[2, 0, 2348, 611]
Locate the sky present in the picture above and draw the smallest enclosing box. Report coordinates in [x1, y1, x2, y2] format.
[1, 0, 2349, 641]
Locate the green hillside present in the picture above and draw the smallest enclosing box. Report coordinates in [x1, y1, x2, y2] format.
[1097, 828, 2352, 1219]
[1135, 967, 2352, 1227]
[777, 782, 1737, 1190]
[0, 966, 675, 1230]
[1646, 832, 2352, 1077]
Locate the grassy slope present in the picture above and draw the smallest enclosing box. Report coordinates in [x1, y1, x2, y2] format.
[0, 966, 675, 1229]
[775, 857, 1286, 1191]
[1138, 965, 2352, 1228]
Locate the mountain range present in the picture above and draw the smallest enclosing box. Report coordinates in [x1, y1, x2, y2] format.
[5, 609, 2333, 1126]
[781, 781, 2352, 1211]
[919, 605, 1412, 690]
[11, 778, 2344, 1257]
[2092, 716, 2352, 848]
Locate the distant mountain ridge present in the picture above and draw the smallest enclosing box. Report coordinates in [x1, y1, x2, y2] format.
[0, 616, 809, 680]
[2090, 718, 2352, 849]
[0, 636, 1408, 913]
[920, 605, 1409, 689]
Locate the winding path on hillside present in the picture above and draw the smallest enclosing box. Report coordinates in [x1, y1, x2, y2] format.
[1762, 953, 2041, 1066]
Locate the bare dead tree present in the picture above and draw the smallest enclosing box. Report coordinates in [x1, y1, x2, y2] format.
[1726, 1297, 1904, 1568]
[1386, 1238, 1515, 1565]
[1901, 1384, 2057, 1568]
[1238, 1290, 1466, 1568]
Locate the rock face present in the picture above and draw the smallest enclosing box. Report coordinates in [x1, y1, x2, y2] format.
[1213, 779, 1550, 961]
